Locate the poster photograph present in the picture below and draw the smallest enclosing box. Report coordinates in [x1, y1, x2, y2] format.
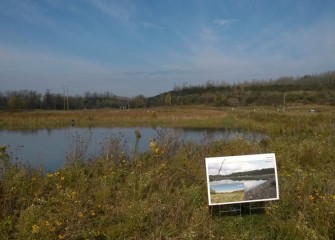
[206, 153, 279, 206]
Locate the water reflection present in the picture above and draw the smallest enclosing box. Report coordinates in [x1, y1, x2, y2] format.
[210, 179, 266, 192]
[0, 127, 265, 172]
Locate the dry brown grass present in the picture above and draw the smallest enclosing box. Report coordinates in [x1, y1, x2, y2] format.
[0, 107, 227, 129]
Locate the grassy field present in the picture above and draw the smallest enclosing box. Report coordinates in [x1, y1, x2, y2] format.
[0, 107, 228, 129]
[0, 105, 335, 239]
[211, 191, 245, 204]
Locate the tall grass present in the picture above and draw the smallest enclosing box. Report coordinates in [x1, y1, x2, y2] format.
[0, 108, 228, 130]
[0, 107, 334, 239]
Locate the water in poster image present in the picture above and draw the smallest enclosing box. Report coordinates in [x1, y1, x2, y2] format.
[210, 179, 266, 192]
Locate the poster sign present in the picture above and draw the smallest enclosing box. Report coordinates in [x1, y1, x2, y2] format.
[205, 153, 279, 206]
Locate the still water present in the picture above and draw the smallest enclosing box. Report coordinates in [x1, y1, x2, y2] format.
[210, 179, 266, 192]
[0, 127, 263, 172]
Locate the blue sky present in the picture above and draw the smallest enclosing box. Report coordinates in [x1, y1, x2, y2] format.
[1, 0, 335, 97]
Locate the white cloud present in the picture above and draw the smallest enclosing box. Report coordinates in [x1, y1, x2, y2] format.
[179, 15, 335, 83]
[0, 43, 187, 96]
[199, 28, 222, 43]
[214, 18, 236, 26]
[0, 44, 117, 93]
[90, 0, 133, 22]
[0, 44, 112, 75]
[140, 22, 164, 30]
[207, 158, 274, 176]
[0, 0, 52, 25]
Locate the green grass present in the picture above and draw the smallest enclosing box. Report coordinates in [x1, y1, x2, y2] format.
[211, 191, 245, 204]
[0, 106, 335, 239]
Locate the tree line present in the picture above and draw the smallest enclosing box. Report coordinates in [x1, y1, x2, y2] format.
[225, 168, 275, 178]
[0, 90, 134, 110]
[148, 70, 335, 107]
[1, 70, 335, 110]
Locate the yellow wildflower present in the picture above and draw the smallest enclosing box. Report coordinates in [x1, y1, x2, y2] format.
[149, 140, 157, 151]
[58, 234, 65, 239]
[60, 176, 65, 181]
[47, 173, 54, 178]
[68, 191, 77, 200]
[32, 224, 40, 234]
[78, 212, 84, 218]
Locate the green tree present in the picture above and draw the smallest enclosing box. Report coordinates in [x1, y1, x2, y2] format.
[7, 95, 18, 109]
[131, 95, 147, 108]
[165, 93, 172, 107]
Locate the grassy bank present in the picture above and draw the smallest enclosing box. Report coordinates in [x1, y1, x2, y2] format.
[0, 107, 228, 130]
[0, 106, 335, 239]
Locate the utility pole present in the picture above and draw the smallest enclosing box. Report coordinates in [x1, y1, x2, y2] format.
[63, 84, 66, 110]
[283, 93, 286, 112]
[66, 84, 69, 110]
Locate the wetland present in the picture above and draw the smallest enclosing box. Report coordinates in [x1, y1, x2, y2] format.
[0, 106, 334, 239]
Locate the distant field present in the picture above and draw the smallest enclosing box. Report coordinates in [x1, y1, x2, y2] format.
[1, 104, 334, 130]
[0, 107, 228, 129]
[210, 190, 245, 204]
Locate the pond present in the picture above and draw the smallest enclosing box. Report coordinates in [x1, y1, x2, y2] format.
[0, 127, 264, 172]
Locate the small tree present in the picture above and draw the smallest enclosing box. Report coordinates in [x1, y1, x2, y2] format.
[43, 89, 53, 109]
[7, 95, 18, 109]
[164, 93, 172, 107]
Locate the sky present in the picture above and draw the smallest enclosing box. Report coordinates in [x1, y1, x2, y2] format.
[1, 0, 335, 97]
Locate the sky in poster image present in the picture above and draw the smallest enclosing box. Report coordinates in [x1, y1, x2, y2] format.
[1, 0, 335, 97]
[207, 159, 275, 176]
